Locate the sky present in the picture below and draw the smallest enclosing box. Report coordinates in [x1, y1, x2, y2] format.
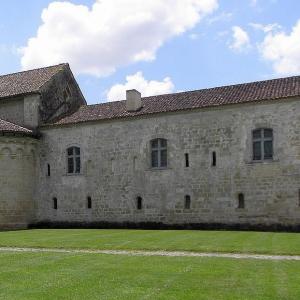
[0, 0, 300, 104]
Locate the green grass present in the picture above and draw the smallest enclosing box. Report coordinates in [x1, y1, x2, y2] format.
[0, 229, 300, 255]
[0, 251, 299, 300]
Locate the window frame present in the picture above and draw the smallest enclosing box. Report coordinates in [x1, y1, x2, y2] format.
[184, 195, 191, 209]
[66, 146, 81, 175]
[150, 138, 168, 169]
[252, 128, 273, 162]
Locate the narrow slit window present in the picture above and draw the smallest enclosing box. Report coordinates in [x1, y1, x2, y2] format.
[53, 197, 58, 210]
[298, 189, 300, 207]
[137, 197, 143, 210]
[87, 196, 92, 209]
[185, 153, 189, 168]
[238, 193, 245, 209]
[212, 151, 216, 167]
[47, 164, 51, 176]
[184, 195, 191, 209]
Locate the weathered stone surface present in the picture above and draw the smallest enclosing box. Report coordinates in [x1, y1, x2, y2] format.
[36, 97, 300, 227]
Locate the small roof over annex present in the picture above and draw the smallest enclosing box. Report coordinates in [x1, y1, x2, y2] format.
[0, 118, 35, 137]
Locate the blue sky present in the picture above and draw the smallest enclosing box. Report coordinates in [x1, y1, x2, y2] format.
[1, 0, 300, 104]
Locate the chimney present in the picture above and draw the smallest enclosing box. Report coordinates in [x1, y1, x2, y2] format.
[126, 89, 142, 111]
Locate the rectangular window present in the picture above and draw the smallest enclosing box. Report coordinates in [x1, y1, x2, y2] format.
[212, 151, 216, 167]
[151, 139, 167, 168]
[185, 153, 189, 167]
[47, 164, 51, 176]
[253, 129, 273, 161]
[87, 197, 92, 209]
[185, 195, 191, 209]
[53, 198, 58, 210]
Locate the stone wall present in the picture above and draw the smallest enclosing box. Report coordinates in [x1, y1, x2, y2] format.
[0, 97, 24, 126]
[0, 136, 38, 229]
[36, 97, 300, 227]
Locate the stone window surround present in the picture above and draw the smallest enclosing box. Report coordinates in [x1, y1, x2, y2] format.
[150, 138, 168, 169]
[245, 123, 279, 164]
[65, 144, 82, 175]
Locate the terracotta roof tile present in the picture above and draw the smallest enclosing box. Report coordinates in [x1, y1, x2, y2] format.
[0, 64, 67, 99]
[54, 75, 300, 125]
[0, 119, 34, 135]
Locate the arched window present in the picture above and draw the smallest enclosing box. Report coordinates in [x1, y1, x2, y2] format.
[252, 129, 273, 161]
[184, 195, 191, 209]
[137, 197, 143, 210]
[151, 138, 167, 168]
[67, 146, 81, 174]
[238, 193, 245, 209]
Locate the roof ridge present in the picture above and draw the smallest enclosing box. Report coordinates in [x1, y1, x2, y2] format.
[0, 63, 68, 78]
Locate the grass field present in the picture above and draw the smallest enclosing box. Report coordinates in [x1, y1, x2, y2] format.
[0, 229, 300, 255]
[1, 229, 300, 299]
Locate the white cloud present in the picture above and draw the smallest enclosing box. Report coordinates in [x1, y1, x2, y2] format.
[249, 22, 281, 33]
[207, 11, 233, 25]
[229, 26, 251, 52]
[260, 20, 300, 75]
[20, 0, 218, 77]
[106, 72, 175, 101]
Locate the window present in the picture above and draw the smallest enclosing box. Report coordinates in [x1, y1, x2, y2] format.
[253, 129, 273, 161]
[298, 189, 300, 207]
[151, 139, 167, 168]
[212, 151, 216, 167]
[184, 195, 191, 209]
[67, 146, 81, 174]
[238, 193, 245, 209]
[47, 164, 51, 176]
[185, 153, 189, 168]
[137, 197, 143, 210]
[53, 197, 58, 210]
[87, 196, 92, 209]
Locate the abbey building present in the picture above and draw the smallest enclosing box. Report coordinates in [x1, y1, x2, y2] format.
[0, 63, 299, 229]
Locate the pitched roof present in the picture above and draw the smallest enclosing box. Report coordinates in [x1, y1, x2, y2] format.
[0, 119, 34, 136]
[0, 64, 67, 99]
[53, 75, 300, 126]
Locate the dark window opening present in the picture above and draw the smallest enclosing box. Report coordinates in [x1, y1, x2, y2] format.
[298, 189, 300, 207]
[87, 196, 92, 209]
[47, 164, 51, 176]
[238, 193, 245, 209]
[151, 138, 167, 168]
[185, 195, 191, 209]
[137, 197, 143, 210]
[185, 153, 189, 168]
[53, 197, 58, 210]
[67, 146, 81, 174]
[212, 151, 216, 167]
[253, 128, 273, 161]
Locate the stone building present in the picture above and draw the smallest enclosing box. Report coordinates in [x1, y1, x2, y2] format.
[0, 63, 299, 230]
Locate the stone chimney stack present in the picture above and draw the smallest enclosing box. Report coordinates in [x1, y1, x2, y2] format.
[126, 89, 142, 111]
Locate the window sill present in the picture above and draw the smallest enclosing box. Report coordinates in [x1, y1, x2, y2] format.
[245, 159, 279, 165]
[147, 167, 171, 172]
[65, 173, 84, 176]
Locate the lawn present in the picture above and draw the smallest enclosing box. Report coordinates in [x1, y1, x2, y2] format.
[1, 229, 300, 299]
[0, 251, 299, 300]
[0, 229, 300, 255]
